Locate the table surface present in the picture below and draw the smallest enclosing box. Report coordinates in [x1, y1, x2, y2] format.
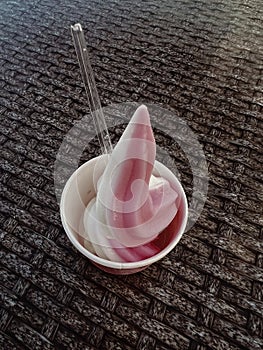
[1, 0, 262, 349]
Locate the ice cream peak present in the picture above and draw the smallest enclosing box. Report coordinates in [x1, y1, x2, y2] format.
[82, 105, 179, 262]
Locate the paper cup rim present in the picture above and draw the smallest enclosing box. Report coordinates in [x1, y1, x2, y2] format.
[60, 155, 188, 270]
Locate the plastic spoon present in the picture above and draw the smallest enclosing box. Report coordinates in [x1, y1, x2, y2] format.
[71, 23, 113, 154]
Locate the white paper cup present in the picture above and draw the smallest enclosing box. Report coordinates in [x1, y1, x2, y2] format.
[60, 155, 188, 275]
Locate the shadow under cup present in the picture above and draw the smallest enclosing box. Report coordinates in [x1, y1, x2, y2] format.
[60, 155, 188, 275]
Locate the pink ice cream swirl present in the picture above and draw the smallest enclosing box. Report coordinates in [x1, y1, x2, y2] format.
[83, 105, 179, 262]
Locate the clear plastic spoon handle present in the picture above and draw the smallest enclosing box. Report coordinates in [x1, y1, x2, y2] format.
[71, 23, 113, 154]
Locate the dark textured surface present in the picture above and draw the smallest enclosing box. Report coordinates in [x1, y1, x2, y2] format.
[0, 0, 263, 349]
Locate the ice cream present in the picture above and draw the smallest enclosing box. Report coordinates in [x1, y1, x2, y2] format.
[79, 105, 179, 263]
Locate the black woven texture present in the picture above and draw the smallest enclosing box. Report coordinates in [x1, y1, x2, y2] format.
[1, 0, 263, 349]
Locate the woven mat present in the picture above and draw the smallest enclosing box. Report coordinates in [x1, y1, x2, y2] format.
[1, 0, 262, 349]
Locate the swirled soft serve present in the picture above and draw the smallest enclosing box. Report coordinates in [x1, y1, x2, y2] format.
[82, 105, 179, 262]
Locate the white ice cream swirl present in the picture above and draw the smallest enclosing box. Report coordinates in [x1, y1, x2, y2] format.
[83, 105, 179, 262]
